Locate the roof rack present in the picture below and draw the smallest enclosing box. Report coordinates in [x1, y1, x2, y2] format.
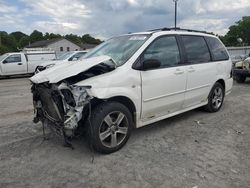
[148, 27, 214, 35]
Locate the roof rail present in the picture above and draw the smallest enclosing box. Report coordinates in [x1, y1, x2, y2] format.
[148, 27, 214, 35]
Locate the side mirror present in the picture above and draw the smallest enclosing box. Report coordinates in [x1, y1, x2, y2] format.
[2, 60, 7, 64]
[72, 57, 78, 61]
[143, 59, 161, 70]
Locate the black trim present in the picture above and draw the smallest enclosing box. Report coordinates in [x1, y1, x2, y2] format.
[176, 35, 186, 64]
[204, 36, 213, 61]
[132, 57, 143, 70]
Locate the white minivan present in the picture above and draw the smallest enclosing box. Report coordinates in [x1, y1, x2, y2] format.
[30, 28, 233, 153]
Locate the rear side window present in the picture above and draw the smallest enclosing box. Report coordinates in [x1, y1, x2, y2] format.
[181, 36, 211, 64]
[206, 37, 229, 61]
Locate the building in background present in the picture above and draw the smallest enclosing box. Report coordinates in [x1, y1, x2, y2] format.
[24, 38, 82, 55]
[227, 46, 250, 57]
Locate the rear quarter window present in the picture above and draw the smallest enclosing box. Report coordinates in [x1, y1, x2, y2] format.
[205, 37, 229, 61]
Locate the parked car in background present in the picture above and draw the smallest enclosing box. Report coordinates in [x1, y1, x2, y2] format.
[231, 54, 247, 65]
[35, 50, 88, 72]
[234, 56, 250, 83]
[0, 51, 56, 77]
[30, 28, 233, 154]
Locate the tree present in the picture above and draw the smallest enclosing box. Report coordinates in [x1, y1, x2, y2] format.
[65, 34, 82, 46]
[0, 31, 18, 52]
[29, 30, 43, 43]
[19, 36, 30, 48]
[0, 45, 9, 54]
[44, 32, 62, 40]
[82, 34, 102, 44]
[221, 17, 250, 46]
[10, 31, 27, 43]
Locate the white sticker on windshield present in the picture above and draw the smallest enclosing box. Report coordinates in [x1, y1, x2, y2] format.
[129, 36, 147, 41]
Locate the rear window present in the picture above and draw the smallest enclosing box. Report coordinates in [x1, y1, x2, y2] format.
[181, 35, 211, 64]
[206, 37, 229, 61]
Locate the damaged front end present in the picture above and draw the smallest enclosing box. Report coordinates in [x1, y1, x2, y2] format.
[32, 82, 92, 137]
[30, 56, 116, 147]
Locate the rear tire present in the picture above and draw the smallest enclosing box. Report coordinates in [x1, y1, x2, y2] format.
[88, 101, 133, 154]
[204, 82, 225, 113]
[235, 74, 246, 83]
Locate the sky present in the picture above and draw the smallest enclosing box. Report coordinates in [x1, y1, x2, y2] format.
[0, 0, 250, 39]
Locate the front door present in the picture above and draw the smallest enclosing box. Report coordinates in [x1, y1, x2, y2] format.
[2, 54, 26, 75]
[140, 36, 186, 121]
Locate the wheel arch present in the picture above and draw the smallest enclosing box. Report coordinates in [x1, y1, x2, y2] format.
[216, 79, 225, 91]
[90, 96, 137, 126]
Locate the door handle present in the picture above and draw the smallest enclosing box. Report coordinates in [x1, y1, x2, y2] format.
[187, 66, 195, 72]
[174, 69, 184, 75]
[17, 63, 22, 65]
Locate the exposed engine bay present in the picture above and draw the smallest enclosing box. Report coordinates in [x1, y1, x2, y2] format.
[31, 57, 116, 146]
[32, 82, 91, 137]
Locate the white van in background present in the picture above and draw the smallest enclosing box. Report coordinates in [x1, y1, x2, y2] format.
[0, 50, 56, 77]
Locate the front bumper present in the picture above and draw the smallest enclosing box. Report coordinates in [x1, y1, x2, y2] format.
[233, 69, 250, 77]
[32, 82, 91, 136]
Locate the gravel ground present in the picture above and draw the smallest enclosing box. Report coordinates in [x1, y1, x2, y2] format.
[0, 77, 249, 188]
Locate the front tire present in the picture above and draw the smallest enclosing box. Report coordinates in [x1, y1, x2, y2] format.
[88, 102, 133, 154]
[204, 82, 225, 113]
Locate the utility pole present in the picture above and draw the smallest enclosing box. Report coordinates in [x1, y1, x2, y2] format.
[173, 0, 178, 29]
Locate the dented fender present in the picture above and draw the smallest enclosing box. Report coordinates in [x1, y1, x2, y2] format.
[74, 67, 142, 122]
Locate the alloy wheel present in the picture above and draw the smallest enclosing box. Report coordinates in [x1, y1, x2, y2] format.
[212, 87, 223, 109]
[99, 111, 129, 148]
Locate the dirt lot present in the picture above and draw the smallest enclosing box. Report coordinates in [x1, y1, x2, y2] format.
[0, 77, 249, 188]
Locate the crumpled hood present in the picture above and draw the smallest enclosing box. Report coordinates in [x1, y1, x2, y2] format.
[30, 55, 112, 84]
[37, 60, 61, 67]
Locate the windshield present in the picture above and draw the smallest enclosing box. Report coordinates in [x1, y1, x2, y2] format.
[85, 34, 150, 66]
[0, 54, 8, 62]
[57, 52, 75, 60]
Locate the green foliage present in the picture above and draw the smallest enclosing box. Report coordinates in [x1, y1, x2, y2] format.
[44, 32, 62, 40]
[0, 31, 18, 52]
[221, 17, 250, 46]
[0, 30, 102, 55]
[19, 36, 30, 48]
[82, 34, 102, 44]
[10, 31, 27, 43]
[65, 34, 82, 46]
[29, 30, 44, 43]
[0, 45, 9, 54]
